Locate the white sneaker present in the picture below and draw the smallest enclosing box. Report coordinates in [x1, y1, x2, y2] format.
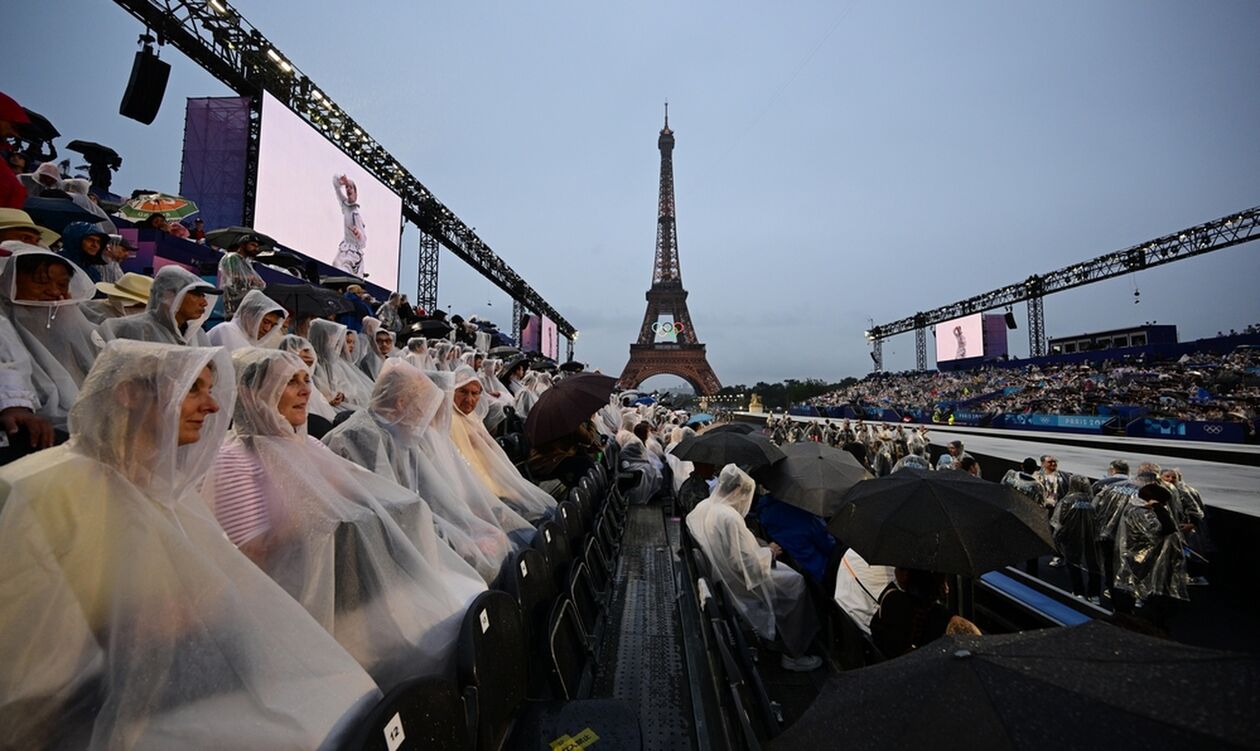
[1048, 557, 1065, 568]
[780, 654, 822, 672]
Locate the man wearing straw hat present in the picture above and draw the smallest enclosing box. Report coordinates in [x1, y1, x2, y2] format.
[0, 208, 59, 249]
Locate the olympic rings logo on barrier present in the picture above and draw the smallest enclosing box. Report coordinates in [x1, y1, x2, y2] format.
[1203, 424, 1224, 435]
[652, 321, 686, 337]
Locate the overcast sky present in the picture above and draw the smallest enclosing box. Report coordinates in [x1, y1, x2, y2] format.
[11, 1, 1260, 387]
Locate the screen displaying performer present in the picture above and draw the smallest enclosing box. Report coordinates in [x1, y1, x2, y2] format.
[254, 92, 403, 289]
[935, 313, 984, 362]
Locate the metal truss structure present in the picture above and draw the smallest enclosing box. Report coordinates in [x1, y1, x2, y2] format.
[868, 206, 1260, 362]
[112, 0, 575, 340]
[416, 232, 439, 314]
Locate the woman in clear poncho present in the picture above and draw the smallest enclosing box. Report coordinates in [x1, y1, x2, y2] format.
[206, 289, 287, 353]
[686, 465, 820, 661]
[513, 370, 551, 420]
[101, 265, 216, 347]
[202, 348, 484, 690]
[0, 340, 379, 750]
[307, 318, 374, 409]
[449, 365, 558, 522]
[277, 334, 339, 421]
[321, 359, 519, 582]
[616, 430, 663, 505]
[0, 243, 100, 430]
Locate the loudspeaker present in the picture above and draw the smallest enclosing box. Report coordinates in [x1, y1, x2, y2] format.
[1004, 311, 1018, 330]
[119, 47, 170, 125]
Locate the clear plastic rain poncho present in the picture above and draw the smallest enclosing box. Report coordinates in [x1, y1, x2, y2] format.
[1114, 494, 1189, 602]
[403, 337, 433, 371]
[358, 316, 391, 380]
[428, 340, 452, 371]
[101, 265, 214, 346]
[449, 365, 558, 522]
[0, 340, 379, 750]
[1050, 482, 1102, 570]
[0, 244, 100, 429]
[322, 360, 516, 583]
[1094, 478, 1142, 542]
[665, 426, 696, 495]
[514, 370, 552, 419]
[308, 318, 374, 408]
[206, 289, 287, 353]
[202, 348, 485, 689]
[616, 432, 663, 505]
[277, 334, 338, 421]
[686, 464, 815, 655]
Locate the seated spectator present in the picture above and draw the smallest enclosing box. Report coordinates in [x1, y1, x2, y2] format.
[307, 318, 373, 409]
[514, 369, 553, 419]
[677, 461, 716, 514]
[202, 348, 484, 689]
[278, 334, 341, 421]
[56, 222, 111, 283]
[664, 426, 696, 496]
[402, 337, 434, 370]
[833, 548, 894, 635]
[322, 360, 521, 581]
[449, 365, 558, 522]
[0, 340, 380, 748]
[0, 208, 59, 249]
[358, 316, 392, 380]
[870, 568, 976, 657]
[206, 289, 286, 353]
[687, 465, 822, 671]
[101, 265, 216, 346]
[526, 419, 601, 497]
[0, 244, 99, 438]
[753, 492, 837, 584]
[615, 430, 663, 505]
[82, 271, 151, 324]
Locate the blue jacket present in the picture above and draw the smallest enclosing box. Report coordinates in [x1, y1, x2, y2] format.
[754, 494, 836, 583]
[58, 222, 109, 284]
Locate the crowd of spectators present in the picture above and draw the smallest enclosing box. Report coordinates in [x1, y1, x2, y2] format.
[0, 88, 631, 747]
[808, 348, 1260, 426]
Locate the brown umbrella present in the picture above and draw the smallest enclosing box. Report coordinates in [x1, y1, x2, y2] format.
[524, 373, 617, 446]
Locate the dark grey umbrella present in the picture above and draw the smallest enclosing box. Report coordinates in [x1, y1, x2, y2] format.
[264, 283, 353, 319]
[828, 467, 1053, 576]
[22, 197, 101, 234]
[205, 226, 277, 250]
[704, 422, 756, 435]
[524, 373, 617, 446]
[772, 620, 1260, 750]
[759, 442, 870, 517]
[672, 431, 785, 470]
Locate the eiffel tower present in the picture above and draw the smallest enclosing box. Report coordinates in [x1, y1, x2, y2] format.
[618, 105, 721, 395]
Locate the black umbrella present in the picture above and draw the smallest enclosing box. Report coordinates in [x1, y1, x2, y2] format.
[759, 442, 870, 517]
[672, 431, 785, 470]
[828, 467, 1053, 577]
[406, 319, 454, 340]
[489, 345, 520, 358]
[264, 282, 353, 319]
[772, 620, 1260, 750]
[205, 226, 277, 250]
[558, 360, 585, 373]
[22, 196, 101, 234]
[704, 422, 756, 435]
[524, 373, 618, 446]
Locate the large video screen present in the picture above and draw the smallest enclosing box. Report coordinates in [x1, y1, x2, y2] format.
[936, 313, 984, 362]
[541, 316, 559, 360]
[254, 92, 403, 290]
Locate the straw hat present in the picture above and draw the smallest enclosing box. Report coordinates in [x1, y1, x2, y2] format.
[95, 272, 154, 305]
[0, 208, 59, 248]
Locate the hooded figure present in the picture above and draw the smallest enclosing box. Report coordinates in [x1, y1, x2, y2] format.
[277, 334, 338, 421]
[202, 348, 484, 690]
[57, 222, 111, 284]
[206, 289, 287, 353]
[0, 340, 380, 749]
[0, 244, 100, 429]
[513, 370, 550, 419]
[322, 360, 522, 582]
[686, 464, 820, 660]
[615, 431, 663, 505]
[307, 318, 374, 409]
[101, 265, 216, 346]
[60, 178, 116, 235]
[449, 365, 558, 522]
[1050, 474, 1103, 599]
[403, 337, 433, 371]
[358, 316, 392, 380]
[665, 426, 696, 496]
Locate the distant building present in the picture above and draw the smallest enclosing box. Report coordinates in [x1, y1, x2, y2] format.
[1048, 324, 1177, 355]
